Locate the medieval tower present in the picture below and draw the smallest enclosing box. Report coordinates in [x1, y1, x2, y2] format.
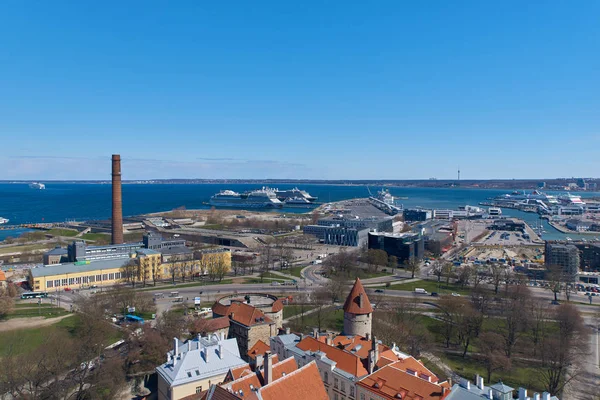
[342, 278, 373, 337]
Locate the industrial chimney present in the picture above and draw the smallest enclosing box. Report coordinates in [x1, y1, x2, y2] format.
[111, 154, 123, 244]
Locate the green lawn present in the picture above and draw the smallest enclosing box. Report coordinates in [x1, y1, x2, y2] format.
[3, 306, 69, 320]
[0, 243, 54, 255]
[137, 279, 234, 292]
[81, 232, 111, 244]
[283, 304, 316, 319]
[290, 307, 344, 332]
[440, 353, 546, 393]
[280, 266, 304, 278]
[383, 279, 474, 296]
[0, 314, 122, 357]
[47, 228, 79, 237]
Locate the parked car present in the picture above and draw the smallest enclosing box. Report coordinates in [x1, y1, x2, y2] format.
[430, 292, 439, 297]
[375, 289, 384, 293]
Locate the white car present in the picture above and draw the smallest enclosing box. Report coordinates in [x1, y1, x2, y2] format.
[451, 293, 461, 297]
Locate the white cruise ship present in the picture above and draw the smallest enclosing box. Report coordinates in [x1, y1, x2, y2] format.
[558, 193, 585, 205]
[275, 187, 317, 202]
[209, 188, 283, 208]
[29, 182, 46, 190]
[0, 217, 9, 225]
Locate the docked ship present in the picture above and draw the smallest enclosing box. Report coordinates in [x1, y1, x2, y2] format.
[209, 188, 283, 208]
[558, 193, 585, 206]
[492, 190, 558, 205]
[29, 182, 46, 190]
[0, 217, 9, 225]
[274, 187, 317, 202]
[283, 197, 318, 208]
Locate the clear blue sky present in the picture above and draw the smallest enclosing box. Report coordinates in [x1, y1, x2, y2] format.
[1, 1, 598, 180]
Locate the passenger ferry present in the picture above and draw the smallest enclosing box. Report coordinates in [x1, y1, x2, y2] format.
[274, 187, 317, 202]
[209, 188, 283, 208]
[558, 193, 585, 206]
[0, 217, 9, 225]
[28, 182, 46, 190]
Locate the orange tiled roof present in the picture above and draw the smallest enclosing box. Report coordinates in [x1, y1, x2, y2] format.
[296, 336, 369, 377]
[200, 317, 230, 332]
[271, 299, 284, 313]
[357, 362, 448, 400]
[257, 361, 328, 400]
[227, 364, 253, 381]
[343, 278, 373, 314]
[390, 357, 440, 383]
[228, 357, 297, 396]
[215, 302, 274, 327]
[206, 385, 240, 400]
[332, 335, 396, 360]
[247, 340, 270, 360]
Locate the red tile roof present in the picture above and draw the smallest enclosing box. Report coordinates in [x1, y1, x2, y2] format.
[357, 362, 449, 400]
[271, 299, 284, 313]
[205, 385, 241, 400]
[247, 340, 270, 361]
[333, 335, 396, 360]
[296, 336, 369, 377]
[256, 361, 328, 400]
[216, 302, 273, 327]
[390, 357, 440, 384]
[228, 357, 297, 396]
[195, 317, 230, 334]
[343, 278, 373, 314]
[227, 364, 253, 381]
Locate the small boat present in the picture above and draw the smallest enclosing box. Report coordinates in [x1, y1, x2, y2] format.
[0, 217, 9, 224]
[29, 182, 46, 190]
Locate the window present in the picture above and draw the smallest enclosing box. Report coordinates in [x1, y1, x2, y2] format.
[350, 386, 355, 397]
[115, 272, 121, 279]
[62, 279, 68, 286]
[54, 279, 60, 287]
[334, 378, 339, 389]
[341, 381, 345, 393]
[360, 394, 365, 400]
[68, 278, 75, 285]
[334, 394, 338, 400]
[102, 274, 108, 281]
[324, 371, 329, 384]
[75, 277, 81, 284]
[96, 274, 102, 282]
[82, 276, 88, 284]
[89, 275, 95, 282]
[196, 386, 202, 394]
[47, 281, 53, 288]
[109, 273, 115, 280]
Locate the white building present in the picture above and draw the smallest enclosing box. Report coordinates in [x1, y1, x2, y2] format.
[156, 334, 247, 400]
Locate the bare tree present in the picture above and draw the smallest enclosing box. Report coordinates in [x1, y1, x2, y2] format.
[456, 265, 473, 288]
[480, 331, 511, 383]
[498, 285, 531, 358]
[528, 299, 550, 357]
[490, 263, 504, 294]
[538, 303, 589, 395]
[404, 257, 420, 279]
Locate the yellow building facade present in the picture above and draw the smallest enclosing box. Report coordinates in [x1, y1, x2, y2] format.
[29, 258, 130, 292]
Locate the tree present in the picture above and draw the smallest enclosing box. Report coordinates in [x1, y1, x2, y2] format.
[442, 261, 454, 285]
[453, 300, 482, 357]
[456, 265, 473, 288]
[431, 260, 443, 282]
[0, 290, 14, 318]
[404, 257, 420, 279]
[538, 304, 588, 395]
[364, 249, 388, 274]
[387, 255, 398, 270]
[120, 258, 139, 288]
[480, 331, 511, 383]
[528, 299, 550, 357]
[498, 285, 531, 358]
[323, 274, 348, 303]
[489, 263, 504, 294]
[546, 264, 565, 302]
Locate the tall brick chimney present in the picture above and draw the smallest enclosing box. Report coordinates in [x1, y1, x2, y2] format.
[111, 154, 123, 244]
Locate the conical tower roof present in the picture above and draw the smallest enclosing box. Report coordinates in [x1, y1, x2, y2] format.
[343, 278, 373, 314]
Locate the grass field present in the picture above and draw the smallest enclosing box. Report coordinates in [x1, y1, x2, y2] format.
[382, 279, 474, 296]
[280, 266, 304, 278]
[0, 243, 54, 255]
[47, 228, 79, 237]
[283, 304, 316, 319]
[81, 232, 111, 244]
[3, 306, 69, 320]
[290, 307, 344, 332]
[137, 279, 235, 292]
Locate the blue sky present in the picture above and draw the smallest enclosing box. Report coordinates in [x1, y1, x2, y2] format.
[1, 1, 598, 180]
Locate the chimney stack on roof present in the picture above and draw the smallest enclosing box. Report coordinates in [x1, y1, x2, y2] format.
[533, 394, 541, 400]
[285, 327, 291, 335]
[313, 328, 318, 339]
[476, 375, 484, 390]
[519, 388, 527, 400]
[174, 337, 179, 357]
[218, 343, 223, 359]
[111, 154, 123, 245]
[264, 351, 273, 384]
[542, 393, 551, 400]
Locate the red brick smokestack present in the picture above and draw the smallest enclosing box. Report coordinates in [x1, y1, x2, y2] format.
[111, 154, 123, 244]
